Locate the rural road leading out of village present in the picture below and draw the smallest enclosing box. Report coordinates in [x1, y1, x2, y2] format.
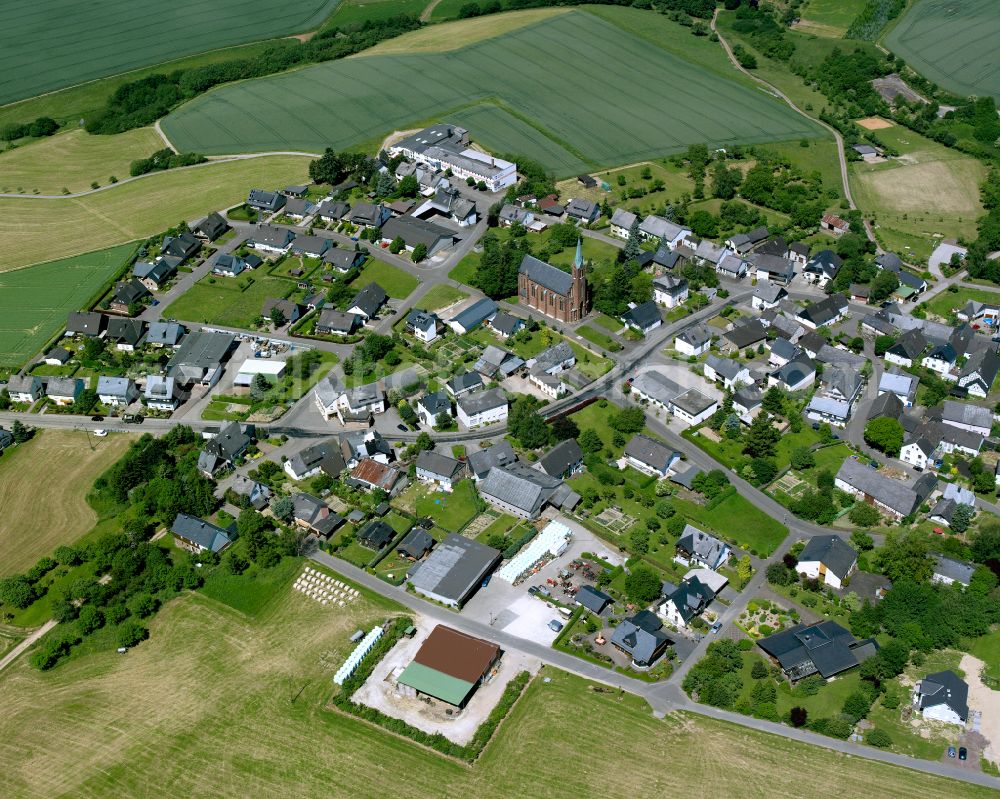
[0, 620, 57, 674]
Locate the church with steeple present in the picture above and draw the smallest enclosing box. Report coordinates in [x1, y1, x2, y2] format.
[517, 238, 589, 324]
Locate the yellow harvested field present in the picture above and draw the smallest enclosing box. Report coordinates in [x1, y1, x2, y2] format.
[856, 117, 894, 130]
[0, 580, 990, 798]
[854, 157, 986, 217]
[362, 7, 567, 54]
[0, 128, 163, 195]
[0, 155, 311, 272]
[0, 430, 133, 576]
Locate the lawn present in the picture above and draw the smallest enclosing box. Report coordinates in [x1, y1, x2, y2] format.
[354, 259, 418, 299]
[885, 0, 1000, 100]
[0, 242, 138, 368]
[557, 159, 694, 219]
[577, 325, 622, 354]
[850, 125, 987, 262]
[162, 272, 304, 328]
[0, 430, 134, 577]
[475, 513, 519, 544]
[418, 283, 468, 312]
[686, 423, 830, 476]
[0, 128, 163, 195]
[794, 0, 869, 37]
[321, 0, 426, 29]
[0, 579, 985, 799]
[0, 0, 341, 104]
[0, 155, 311, 272]
[413, 478, 480, 533]
[675, 492, 788, 557]
[923, 287, 1000, 320]
[162, 9, 819, 170]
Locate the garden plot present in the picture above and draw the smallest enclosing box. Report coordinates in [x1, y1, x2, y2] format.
[771, 472, 809, 500]
[594, 507, 636, 534]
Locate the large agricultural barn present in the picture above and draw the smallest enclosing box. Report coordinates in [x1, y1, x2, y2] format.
[396, 625, 501, 708]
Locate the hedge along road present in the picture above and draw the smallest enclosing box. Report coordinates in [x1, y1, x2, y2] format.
[0, 0, 343, 105]
[161, 9, 821, 171]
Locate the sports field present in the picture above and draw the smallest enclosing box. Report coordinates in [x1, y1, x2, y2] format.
[0, 0, 342, 105]
[0, 155, 310, 272]
[885, 0, 1000, 100]
[0, 574, 989, 799]
[162, 9, 820, 173]
[0, 128, 162, 195]
[850, 125, 986, 261]
[0, 431, 134, 576]
[0, 243, 138, 368]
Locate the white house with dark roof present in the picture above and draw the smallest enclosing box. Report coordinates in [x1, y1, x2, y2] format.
[931, 554, 975, 587]
[703, 354, 752, 391]
[674, 323, 712, 357]
[46, 377, 84, 405]
[478, 462, 563, 519]
[752, 282, 787, 311]
[768, 357, 816, 392]
[456, 388, 508, 428]
[415, 450, 465, 492]
[171, 513, 232, 554]
[417, 390, 452, 427]
[958, 349, 1000, 399]
[878, 370, 918, 407]
[835, 458, 936, 520]
[912, 670, 969, 726]
[653, 274, 688, 308]
[621, 300, 662, 334]
[639, 215, 692, 248]
[96, 376, 138, 407]
[6, 375, 43, 404]
[628, 370, 679, 411]
[675, 524, 729, 571]
[623, 434, 679, 478]
[144, 375, 182, 410]
[609, 208, 637, 239]
[940, 400, 992, 437]
[347, 282, 389, 322]
[670, 389, 718, 427]
[796, 535, 858, 589]
[249, 225, 296, 254]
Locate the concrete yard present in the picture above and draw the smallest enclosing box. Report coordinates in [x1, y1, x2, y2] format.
[350, 616, 540, 744]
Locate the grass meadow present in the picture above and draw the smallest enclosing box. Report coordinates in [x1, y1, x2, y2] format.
[0, 155, 310, 272]
[793, 0, 868, 37]
[0, 0, 342, 104]
[354, 259, 419, 299]
[885, 0, 1000, 99]
[162, 9, 819, 172]
[0, 243, 138, 368]
[0, 566, 989, 798]
[0, 430, 134, 576]
[850, 124, 987, 262]
[0, 128, 163, 195]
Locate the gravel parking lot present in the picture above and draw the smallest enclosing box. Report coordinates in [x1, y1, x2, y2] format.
[350, 616, 540, 745]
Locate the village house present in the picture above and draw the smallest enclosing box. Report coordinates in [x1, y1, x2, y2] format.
[939, 400, 992, 437]
[628, 371, 679, 412]
[659, 572, 723, 630]
[416, 391, 453, 427]
[621, 300, 662, 335]
[249, 225, 296, 254]
[290, 234, 329, 258]
[106, 318, 146, 351]
[197, 421, 254, 476]
[212, 253, 249, 277]
[247, 189, 285, 213]
[456, 388, 508, 428]
[957, 349, 1000, 398]
[96, 376, 138, 407]
[292, 493, 344, 540]
[721, 320, 767, 354]
[171, 513, 233, 554]
[912, 670, 969, 727]
[674, 323, 712, 357]
[347, 282, 389, 322]
[109, 278, 149, 315]
[803, 250, 843, 286]
[768, 357, 816, 392]
[406, 309, 444, 343]
[536, 439, 584, 479]
[757, 621, 876, 682]
[610, 610, 671, 668]
[653, 274, 688, 308]
[752, 282, 787, 311]
[488, 311, 525, 339]
[609, 208, 637, 239]
[381, 215, 456, 257]
[6, 375, 43, 404]
[703, 354, 752, 390]
[478, 462, 564, 520]
[348, 458, 405, 495]
[821, 214, 850, 235]
[315, 308, 360, 336]
[726, 226, 769, 255]
[751, 253, 796, 285]
[448, 297, 498, 334]
[323, 246, 367, 273]
[195, 212, 229, 242]
[133, 261, 175, 291]
[623, 434, 680, 478]
[639, 215, 692, 248]
[796, 535, 858, 589]
[46, 376, 84, 405]
[796, 294, 849, 330]
[527, 341, 575, 399]
[415, 450, 465, 492]
[878, 370, 918, 407]
[445, 370, 484, 398]
[675, 525, 729, 570]
[835, 458, 936, 520]
[144, 375, 183, 410]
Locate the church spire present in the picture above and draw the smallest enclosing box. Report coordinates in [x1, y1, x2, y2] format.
[574, 237, 583, 270]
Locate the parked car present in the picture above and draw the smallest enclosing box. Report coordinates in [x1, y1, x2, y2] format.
[397, 424, 408, 432]
[528, 586, 540, 596]
[93, 430, 108, 437]
[547, 619, 563, 632]
[710, 621, 723, 634]
[959, 747, 968, 761]
[948, 746, 957, 758]
[90, 414, 104, 422]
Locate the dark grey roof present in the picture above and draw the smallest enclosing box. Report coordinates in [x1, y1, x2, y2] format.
[248, 188, 285, 211]
[677, 323, 712, 348]
[667, 577, 715, 623]
[349, 282, 388, 318]
[519, 254, 574, 296]
[624, 434, 676, 472]
[316, 308, 359, 334]
[835, 458, 935, 517]
[932, 555, 975, 585]
[382, 215, 455, 249]
[868, 391, 904, 421]
[670, 388, 716, 417]
[725, 320, 767, 349]
[358, 520, 395, 550]
[757, 621, 875, 679]
[773, 357, 815, 388]
[917, 670, 969, 721]
[160, 232, 201, 260]
[805, 249, 843, 278]
[457, 387, 507, 417]
[669, 463, 702, 489]
[67, 311, 105, 336]
[798, 535, 857, 579]
[752, 253, 795, 278]
[447, 370, 484, 395]
[467, 440, 517, 479]
[538, 439, 584, 477]
[323, 246, 364, 270]
[610, 611, 670, 665]
[418, 390, 451, 418]
[798, 294, 848, 327]
[490, 311, 523, 336]
[479, 462, 562, 516]
[106, 317, 146, 346]
[941, 400, 992, 430]
[290, 234, 330, 256]
[407, 533, 501, 604]
[622, 300, 661, 331]
[416, 450, 463, 480]
[251, 224, 295, 249]
[171, 513, 232, 553]
[888, 328, 927, 360]
[576, 585, 612, 613]
[397, 527, 434, 559]
[676, 525, 727, 568]
[450, 298, 497, 331]
[197, 212, 228, 240]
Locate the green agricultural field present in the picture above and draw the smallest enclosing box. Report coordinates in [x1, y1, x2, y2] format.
[354, 259, 418, 299]
[321, 0, 426, 29]
[162, 9, 820, 172]
[0, 128, 163, 195]
[850, 125, 987, 261]
[794, 0, 868, 37]
[0, 0, 342, 105]
[0, 243, 138, 368]
[0, 155, 311, 272]
[0, 578, 985, 799]
[886, 0, 1000, 100]
[0, 40, 299, 131]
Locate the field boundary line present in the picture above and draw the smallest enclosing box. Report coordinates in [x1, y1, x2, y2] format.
[0, 151, 318, 200]
[0, 620, 57, 673]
